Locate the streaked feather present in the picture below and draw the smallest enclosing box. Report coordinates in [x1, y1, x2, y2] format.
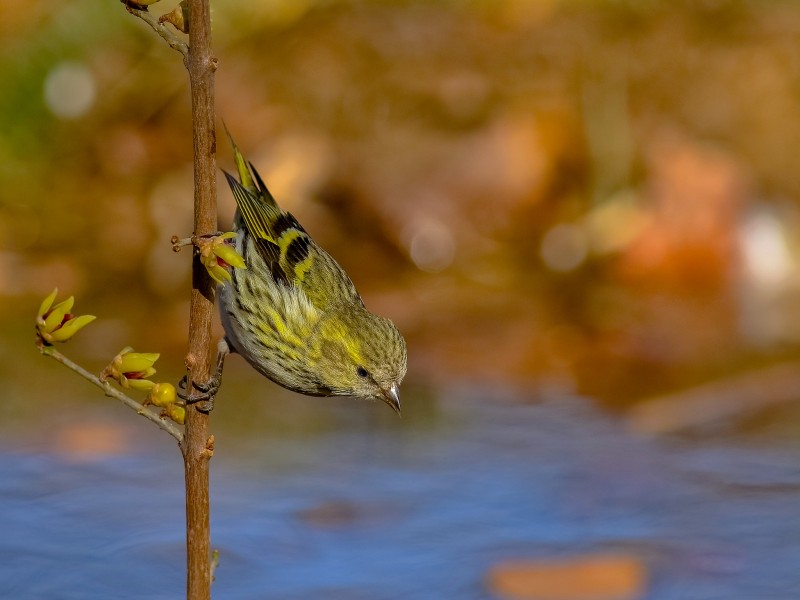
[218, 134, 407, 407]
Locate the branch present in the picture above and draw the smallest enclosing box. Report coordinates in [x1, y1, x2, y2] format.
[120, 2, 217, 597]
[182, 0, 217, 597]
[124, 4, 189, 60]
[40, 345, 184, 443]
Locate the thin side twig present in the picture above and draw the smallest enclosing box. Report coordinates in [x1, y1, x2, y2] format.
[125, 4, 189, 60]
[171, 232, 223, 252]
[41, 345, 184, 443]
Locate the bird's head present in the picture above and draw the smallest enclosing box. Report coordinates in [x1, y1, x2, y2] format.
[316, 309, 407, 414]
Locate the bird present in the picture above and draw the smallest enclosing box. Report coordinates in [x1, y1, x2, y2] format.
[206, 133, 407, 415]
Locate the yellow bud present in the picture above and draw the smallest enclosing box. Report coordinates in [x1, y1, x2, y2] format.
[127, 378, 156, 391]
[36, 290, 94, 345]
[48, 315, 96, 342]
[213, 243, 247, 270]
[42, 296, 74, 333]
[102, 347, 160, 388]
[37, 288, 59, 320]
[206, 262, 232, 284]
[165, 404, 186, 424]
[197, 233, 246, 285]
[147, 382, 177, 407]
[117, 352, 160, 374]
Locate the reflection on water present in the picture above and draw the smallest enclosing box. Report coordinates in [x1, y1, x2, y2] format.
[0, 391, 799, 600]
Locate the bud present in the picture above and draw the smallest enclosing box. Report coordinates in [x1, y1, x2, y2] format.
[159, 1, 189, 33]
[198, 232, 246, 285]
[212, 232, 247, 268]
[36, 288, 96, 344]
[146, 382, 177, 407]
[117, 352, 160, 375]
[102, 347, 160, 390]
[127, 378, 156, 391]
[164, 403, 186, 425]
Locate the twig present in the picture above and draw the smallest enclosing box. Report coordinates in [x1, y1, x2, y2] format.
[182, 0, 218, 598]
[40, 345, 184, 443]
[124, 4, 190, 61]
[121, 1, 217, 597]
[171, 232, 222, 252]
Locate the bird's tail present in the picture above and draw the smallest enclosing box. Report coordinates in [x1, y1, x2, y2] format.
[222, 123, 290, 241]
[222, 123, 257, 193]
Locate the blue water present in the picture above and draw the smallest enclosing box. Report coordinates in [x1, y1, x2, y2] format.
[1, 394, 798, 599]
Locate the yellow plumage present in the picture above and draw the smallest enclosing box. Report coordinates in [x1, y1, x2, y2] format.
[216, 134, 407, 413]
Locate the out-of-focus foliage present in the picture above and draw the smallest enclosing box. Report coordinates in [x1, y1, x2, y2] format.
[4, 0, 800, 403]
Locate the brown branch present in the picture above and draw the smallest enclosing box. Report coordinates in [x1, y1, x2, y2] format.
[121, 1, 217, 597]
[182, 0, 218, 598]
[124, 4, 190, 60]
[40, 345, 184, 443]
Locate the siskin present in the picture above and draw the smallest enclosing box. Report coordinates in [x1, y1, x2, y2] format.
[213, 134, 407, 414]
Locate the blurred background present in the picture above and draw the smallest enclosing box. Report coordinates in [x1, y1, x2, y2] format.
[2, 1, 800, 599]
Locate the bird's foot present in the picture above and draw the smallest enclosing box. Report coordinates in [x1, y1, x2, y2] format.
[176, 338, 231, 414]
[177, 374, 220, 413]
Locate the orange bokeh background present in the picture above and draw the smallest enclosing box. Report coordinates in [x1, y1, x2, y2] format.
[3, 0, 800, 410]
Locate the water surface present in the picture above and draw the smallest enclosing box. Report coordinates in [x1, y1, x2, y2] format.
[1, 391, 798, 599]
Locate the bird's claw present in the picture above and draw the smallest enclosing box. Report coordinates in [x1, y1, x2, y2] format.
[175, 338, 230, 414]
[177, 374, 221, 413]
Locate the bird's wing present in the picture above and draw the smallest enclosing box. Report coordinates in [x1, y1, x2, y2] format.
[223, 167, 363, 309]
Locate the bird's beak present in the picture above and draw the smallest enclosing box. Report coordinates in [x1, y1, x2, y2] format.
[381, 383, 402, 416]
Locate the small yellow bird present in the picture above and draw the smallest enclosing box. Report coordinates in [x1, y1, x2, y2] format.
[206, 134, 407, 414]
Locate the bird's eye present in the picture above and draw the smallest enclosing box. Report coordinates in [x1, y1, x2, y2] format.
[356, 366, 369, 378]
